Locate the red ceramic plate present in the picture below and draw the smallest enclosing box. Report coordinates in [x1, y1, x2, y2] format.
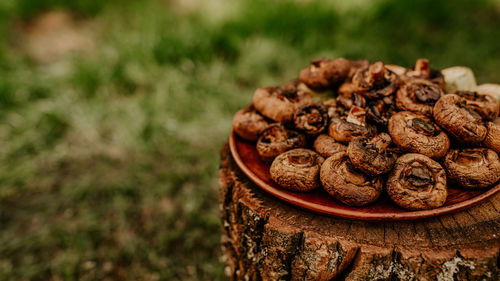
[229, 131, 500, 221]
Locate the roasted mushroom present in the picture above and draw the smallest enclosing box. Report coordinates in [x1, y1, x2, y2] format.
[484, 121, 500, 153]
[328, 106, 376, 143]
[388, 111, 450, 159]
[444, 148, 500, 189]
[313, 134, 346, 158]
[433, 94, 487, 144]
[452, 90, 499, 121]
[352, 61, 399, 99]
[395, 79, 443, 117]
[256, 124, 306, 162]
[320, 152, 383, 206]
[347, 59, 370, 79]
[366, 96, 397, 127]
[322, 99, 345, 119]
[270, 148, 325, 191]
[253, 85, 313, 123]
[299, 57, 351, 90]
[336, 86, 366, 110]
[232, 105, 270, 141]
[293, 103, 329, 135]
[404, 58, 445, 89]
[347, 133, 396, 176]
[387, 153, 447, 210]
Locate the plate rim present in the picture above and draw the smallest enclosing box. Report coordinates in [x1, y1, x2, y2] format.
[229, 130, 500, 221]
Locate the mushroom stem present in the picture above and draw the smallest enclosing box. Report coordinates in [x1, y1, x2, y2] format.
[414, 58, 430, 78]
[368, 61, 385, 85]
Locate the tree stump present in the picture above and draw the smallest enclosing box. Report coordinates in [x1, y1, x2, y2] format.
[219, 144, 500, 281]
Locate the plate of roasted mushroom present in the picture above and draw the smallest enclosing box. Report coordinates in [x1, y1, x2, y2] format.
[230, 57, 500, 221]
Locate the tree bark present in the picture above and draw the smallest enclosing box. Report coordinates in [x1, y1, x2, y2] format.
[219, 143, 500, 281]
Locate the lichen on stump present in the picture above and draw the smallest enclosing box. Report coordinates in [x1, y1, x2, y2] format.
[219, 143, 500, 280]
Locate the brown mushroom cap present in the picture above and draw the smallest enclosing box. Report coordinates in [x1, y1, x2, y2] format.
[387, 153, 447, 210]
[320, 152, 383, 206]
[299, 57, 351, 90]
[444, 148, 500, 189]
[253, 85, 313, 123]
[328, 106, 376, 143]
[347, 133, 396, 176]
[452, 90, 500, 121]
[313, 134, 346, 158]
[388, 111, 450, 159]
[352, 61, 399, 99]
[256, 124, 306, 162]
[270, 148, 325, 192]
[484, 121, 500, 153]
[396, 79, 443, 117]
[347, 59, 370, 79]
[293, 103, 329, 135]
[433, 94, 487, 144]
[232, 106, 270, 142]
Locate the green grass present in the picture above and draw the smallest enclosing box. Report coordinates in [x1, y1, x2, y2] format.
[0, 0, 500, 280]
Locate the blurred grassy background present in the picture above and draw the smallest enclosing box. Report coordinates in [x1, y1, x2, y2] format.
[0, 0, 500, 280]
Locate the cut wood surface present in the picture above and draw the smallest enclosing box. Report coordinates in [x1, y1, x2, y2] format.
[219, 143, 500, 281]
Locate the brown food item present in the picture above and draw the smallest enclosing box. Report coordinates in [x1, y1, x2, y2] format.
[484, 121, 500, 153]
[313, 134, 346, 158]
[320, 152, 383, 206]
[387, 153, 447, 210]
[443, 148, 500, 189]
[405, 58, 445, 89]
[347, 59, 370, 79]
[366, 96, 397, 127]
[452, 90, 499, 121]
[270, 148, 324, 191]
[352, 61, 399, 99]
[253, 84, 313, 123]
[322, 99, 345, 119]
[433, 94, 487, 144]
[385, 64, 407, 76]
[293, 103, 329, 135]
[336, 83, 367, 110]
[256, 124, 306, 162]
[299, 57, 351, 90]
[388, 111, 450, 159]
[396, 79, 443, 117]
[347, 133, 396, 176]
[328, 106, 376, 143]
[232, 105, 269, 141]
